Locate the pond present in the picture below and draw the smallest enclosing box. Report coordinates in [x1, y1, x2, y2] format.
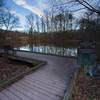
[15, 44, 77, 57]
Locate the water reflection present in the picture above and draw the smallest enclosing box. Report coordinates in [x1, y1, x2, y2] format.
[15, 44, 77, 57]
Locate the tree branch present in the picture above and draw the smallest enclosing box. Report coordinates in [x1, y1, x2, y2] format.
[76, 0, 100, 14]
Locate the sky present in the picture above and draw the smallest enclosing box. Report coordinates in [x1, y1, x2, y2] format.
[3, 0, 99, 31]
[5, 0, 84, 32]
[4, 0, 50, 31]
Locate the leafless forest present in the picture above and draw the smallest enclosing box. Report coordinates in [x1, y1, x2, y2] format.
[0, 0, 100, 57]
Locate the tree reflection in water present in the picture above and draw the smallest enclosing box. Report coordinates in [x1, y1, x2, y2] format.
[15, 44, 77, 57]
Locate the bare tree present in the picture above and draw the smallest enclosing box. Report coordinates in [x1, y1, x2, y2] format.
[0, 0, 5, 28]
[75, 0, 100, 15]
[51, 0, 100, 14]
[35, 15, 40, 32]
[26, 13, 34, 34]
[50, 13, 54, 32]
[45, 14, 49, 32]
[68, 12, 73, 30]
[41, 16, 46, 32]
[0, 0, 19, 30]
[65, 11, 70, 30]
[54, 15, 58, 32]
[0, 10, 19, 30]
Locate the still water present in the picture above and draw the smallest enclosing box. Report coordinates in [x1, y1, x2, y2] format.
[15, 44, 77, 57]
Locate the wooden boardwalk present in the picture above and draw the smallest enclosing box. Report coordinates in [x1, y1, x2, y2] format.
[0, 51, 77, 100]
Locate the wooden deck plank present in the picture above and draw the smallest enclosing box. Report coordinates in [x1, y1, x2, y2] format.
[26, 72, 67, 87]
[25, 78, 64, 92]
[11, 84, 45, 100]
[1, 89, 21, 100]
[0, 92, 11, 100]
[0, 52, 76, 100]
[6, 86, 32, 100]
[25, 74, 67, 88]
[15, 81, 61, 100]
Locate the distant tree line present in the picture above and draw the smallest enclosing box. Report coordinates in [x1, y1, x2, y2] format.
[0, 0, 100, 48]
[25, 0, 100, 43]
[26, 9, 76, 33]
